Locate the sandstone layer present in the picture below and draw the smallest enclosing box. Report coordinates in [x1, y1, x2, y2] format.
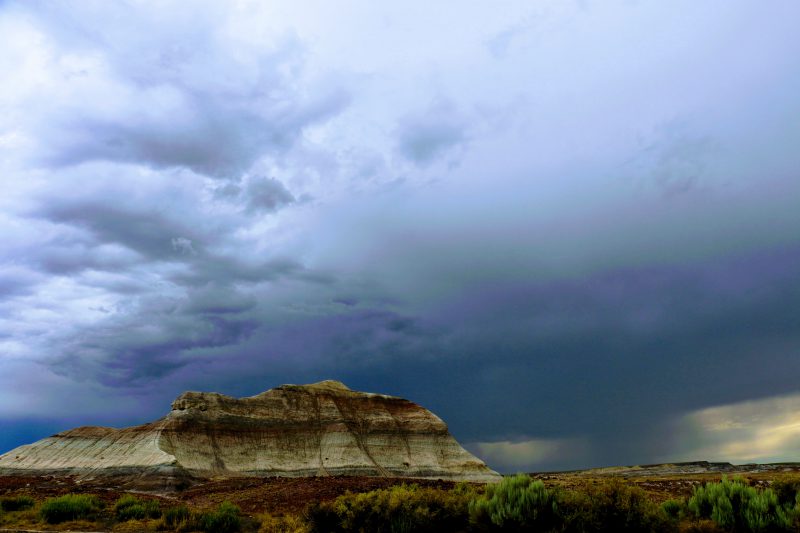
[0, 380, 500, 485]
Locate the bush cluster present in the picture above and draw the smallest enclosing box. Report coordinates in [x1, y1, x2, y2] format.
[259, 511, 308, 533]
[303, 477, 672, 532]
[687, 476, 795, 532]
[306, 483, 475, 533]
[469, 475, 559, 531]
[661, 498, 684, 520]
[571, 479, 673, 532]
[771, 478, 800, 509]
[39, 493, 103, 524]
[155, 501, 241, 533]
[161, 504, 191, 530]
[468, 475, 672, 532]
[0, 494, 35, 512]
[114, 493, 162, 521]
[195, 501, 242, 533]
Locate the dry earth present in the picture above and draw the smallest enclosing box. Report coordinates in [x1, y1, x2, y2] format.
[2, 462, 799, 518]
[531, 461, 800, 503]
[0, 473, 459, 516]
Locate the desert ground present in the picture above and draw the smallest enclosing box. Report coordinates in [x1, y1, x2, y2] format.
[2, 463, 800, 531]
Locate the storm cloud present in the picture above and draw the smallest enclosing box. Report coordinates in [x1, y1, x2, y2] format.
[1, 0, 799, 472]
[397, 99, 468, 166]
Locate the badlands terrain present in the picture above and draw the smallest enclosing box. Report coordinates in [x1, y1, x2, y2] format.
[1, 461, 799, 514]
[2, 382, 799, 531]
[0, 380, 500, 488]
[1, 461, 800, 531]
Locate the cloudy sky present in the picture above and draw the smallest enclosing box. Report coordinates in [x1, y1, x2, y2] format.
[1, 0, 799, 472]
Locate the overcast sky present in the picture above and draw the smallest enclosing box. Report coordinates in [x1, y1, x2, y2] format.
[1, 0, 799, 472]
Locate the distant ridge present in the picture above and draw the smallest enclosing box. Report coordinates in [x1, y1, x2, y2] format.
[533, 461, 800, 477]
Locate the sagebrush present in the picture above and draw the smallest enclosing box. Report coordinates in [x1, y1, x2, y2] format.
[688, 476, 795, 532]
[306, 483, 475, 533]
[40, 493, 103, 524]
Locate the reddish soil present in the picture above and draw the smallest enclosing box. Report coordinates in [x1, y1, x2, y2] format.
[2, 469, 797, 518]
[532, 472, 787, 503]
[0, 474, 459, 516]
[0, 474, 169, 508]
[178, 476, 459, 514]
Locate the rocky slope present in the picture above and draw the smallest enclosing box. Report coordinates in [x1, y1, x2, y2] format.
[0, 380, 500, 485]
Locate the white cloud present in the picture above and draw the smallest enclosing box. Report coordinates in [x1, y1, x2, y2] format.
[669, 393, 800, 464]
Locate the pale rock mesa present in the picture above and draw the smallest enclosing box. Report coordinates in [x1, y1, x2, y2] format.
[0, 381, 500, 487]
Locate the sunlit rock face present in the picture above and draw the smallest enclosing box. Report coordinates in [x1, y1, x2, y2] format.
[0, 381, 500, 483]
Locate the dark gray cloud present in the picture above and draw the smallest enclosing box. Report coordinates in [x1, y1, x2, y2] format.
[0, 267, 41, 301]
[168, 255, 334, 287]
[333, 296, 359, 307]
[39, 202, 209, 262]
[50, 290, 262, 387]
[47, 112, 279, 178]
[308, 245, 800, 469]
[22, 187, 334, 387]
[6, 2, 349, 179]
[244, 177, 296, 213]
[40, 241, 797, 470]
[34, 240, 140, 275]
[396, 99, 468, 166]
[181, 284, 257, 316]
[625, 121, 716, 196]
[41, 89, 350, 179]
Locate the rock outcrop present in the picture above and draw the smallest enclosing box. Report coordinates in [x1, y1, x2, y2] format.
[0, 381, 500, 485]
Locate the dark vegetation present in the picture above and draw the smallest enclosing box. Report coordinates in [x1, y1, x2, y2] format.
[161, 504, 191, 529]
[40, 493, 104, 523]
[0, 490, 243, 532]
[150, 499, 243, 533]
[1, 474, 800, 531]
[305, 482, 475, 532]
[305, 476, 673, 532]
[0, 493, 35, 511]
[304, 475, 800, 533]
[115, 493, 162, 521]
[685, 476, 795, 532]
[196, 501, 242, 533]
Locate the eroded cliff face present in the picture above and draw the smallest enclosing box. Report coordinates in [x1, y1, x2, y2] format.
[0, 381, 500, 484]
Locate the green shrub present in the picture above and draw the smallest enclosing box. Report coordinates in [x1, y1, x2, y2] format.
[259, 512, 308, 532]
[306, 483, 473, 533]
[163, 504, 190, 526]
[196, 501, 241, 533]
[39, 493, 103, 524]
[143, 499, 162, 518]
[662, 498, 685, 520]
[303, 501, 338, 533]
[114, 494, 161, 521]
[119, 504, 147, 521]
[771, 479, 800, 509]
[688, 476, 794, 532]
[0, 494, 35, 512]
[559, 479, 673, 533]
[469, 474, 559, 531]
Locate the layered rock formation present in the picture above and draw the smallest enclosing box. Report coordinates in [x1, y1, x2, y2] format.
[0, 381, 500, 485]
